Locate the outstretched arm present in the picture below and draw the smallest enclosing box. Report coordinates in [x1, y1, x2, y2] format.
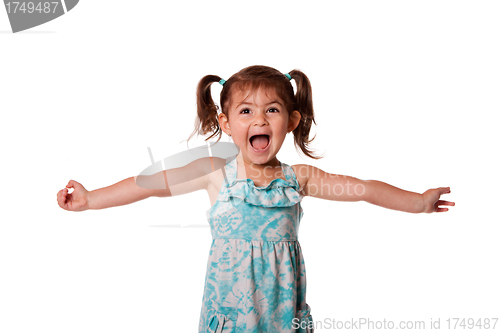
[362, 181, 454, 213]
[294, 164, 454, 213]
[58, 157, 224, 211]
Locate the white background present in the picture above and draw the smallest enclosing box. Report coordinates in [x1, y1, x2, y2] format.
[1, 1, 499, 332]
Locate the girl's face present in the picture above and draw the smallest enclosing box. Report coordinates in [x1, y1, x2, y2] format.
[219, 87, 301, 166]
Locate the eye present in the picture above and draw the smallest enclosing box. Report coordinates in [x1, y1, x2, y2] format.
[240, 108, 251, 114]
[268, 108, 279, 113]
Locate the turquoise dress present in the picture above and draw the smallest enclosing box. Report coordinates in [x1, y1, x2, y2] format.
[198, 157, 314, 333]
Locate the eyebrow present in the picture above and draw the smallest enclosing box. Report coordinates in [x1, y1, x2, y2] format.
[236, 100, 284, 108]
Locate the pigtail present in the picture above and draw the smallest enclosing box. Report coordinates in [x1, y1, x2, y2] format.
[187, 75, 223, 143]
[289, 70, 323, 159]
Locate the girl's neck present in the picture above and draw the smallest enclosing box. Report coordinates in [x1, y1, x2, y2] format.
[236, 153, 283, 181]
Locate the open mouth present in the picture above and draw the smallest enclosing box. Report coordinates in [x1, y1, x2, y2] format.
[249, 134, 270, 150]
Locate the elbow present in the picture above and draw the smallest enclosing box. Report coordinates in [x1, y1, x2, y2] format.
[135, 173, 171, 198]
[357, 179, 373, 203]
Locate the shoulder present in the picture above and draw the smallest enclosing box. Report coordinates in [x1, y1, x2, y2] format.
[192, 156, 228, 174]
[290, 163, 334, 191]
[206, 156, 230, 185]
[290, 164, 315, 194]
[169, 156, 227, 193]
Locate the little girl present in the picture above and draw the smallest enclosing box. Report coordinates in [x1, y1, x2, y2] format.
[57, 65, 454, 333]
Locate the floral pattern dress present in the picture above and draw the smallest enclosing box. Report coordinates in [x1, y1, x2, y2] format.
[198, 156, 314, 333]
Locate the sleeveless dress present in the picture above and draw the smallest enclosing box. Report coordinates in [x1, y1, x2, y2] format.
[198, 156, 314, 333]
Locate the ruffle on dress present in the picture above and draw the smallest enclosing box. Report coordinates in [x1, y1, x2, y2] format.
[217, 177, 304, 208]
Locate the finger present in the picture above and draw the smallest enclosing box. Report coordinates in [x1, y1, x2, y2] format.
[67, 180, 79, 195]
[68, 180, 84, 194]
[438, 187, 451, 194]
[437, 200, 455, 206]
[57, 189, 67, 208]
[434, 200, 454, 212]
[67, 179, 81, 189]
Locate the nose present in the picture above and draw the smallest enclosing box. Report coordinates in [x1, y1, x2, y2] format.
[253, 112, 269, 126]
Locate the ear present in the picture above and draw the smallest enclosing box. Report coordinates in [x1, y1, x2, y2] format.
[218, 112, 231, 136]
[287, 110, 301, 133]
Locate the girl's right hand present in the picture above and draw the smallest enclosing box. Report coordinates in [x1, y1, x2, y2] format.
[57, 180, 90, 211]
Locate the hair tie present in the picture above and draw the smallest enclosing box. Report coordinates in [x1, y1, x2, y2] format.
[219, 79, 226, 86]
[284, 73, 292, 80]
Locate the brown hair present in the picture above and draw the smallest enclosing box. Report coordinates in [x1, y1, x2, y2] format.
[188, 65, 323, 159]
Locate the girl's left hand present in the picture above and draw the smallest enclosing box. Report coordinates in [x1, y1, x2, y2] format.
[422, 187, 455, 213]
